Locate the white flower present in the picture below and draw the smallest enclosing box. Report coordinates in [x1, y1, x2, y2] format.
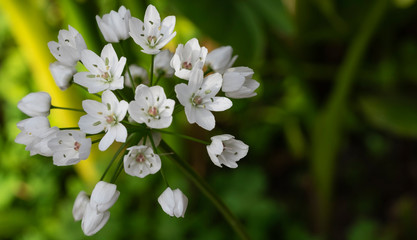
[175, 69, 232, 130]
[78, 90, 128, 151]
[222, 67, 260, 99]
[74, 44, 126, 93]
[158, 187, 188, 218]
[81, 204, 110, 236]
[90, 181, 120, 212]
[129, 4, 176, 55]
[15, 116, 52, 156]
[154, 50, 174, 78]
[48, 130, 92, 166]
[30, 127, 59, 157]
[49, 62, 77, 90]
[124, 145, 161, 178]
[124, 64, 148, 88]
[205, 46, 237, 74]
[170, 38, 207, 80]
[73, 191, 90, 221]
[128, 84, 175, 129]
[17, 92, 51, 117]
[96, 6, 131, 43]
[48, 25, 87, 66]
[206, 134, 249, 168]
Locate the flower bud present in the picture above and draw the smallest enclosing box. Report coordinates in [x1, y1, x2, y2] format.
[158, 187, 188, 218]
[96, 6, 131, 42]
[90, 181, 120, 212]
[73, 191, 90, 221]
[17, 92, 51, 117]
[81, 204, 110, 236]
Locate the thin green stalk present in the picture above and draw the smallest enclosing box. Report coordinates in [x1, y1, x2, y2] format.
[160, 141, 250, 240]
[100, 140, 132, 181]
[119, 42, 136, 92]
[51, 105, 84, 112]
[148, 131, 170, 187]
[75, 84, 101, 98]
[59, 127, 80, 130]
[155, 129, 210, 145]
[154, 75, 162, 86]
[92, 139, 101, 144]
[110, 134, 142, 183]
[150, 55, 155, 86]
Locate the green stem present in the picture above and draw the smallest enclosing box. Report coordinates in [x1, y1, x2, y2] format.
[148, 131, 170, 187]
[155, 129, 210, 145]
[119, 42, 136, 93]
[51, 105, 84, 112]
[59, 127, 80, 130]
[100, 140, 132, 181]
[75, 84, 101, 98]
[154, 75, 162, 86]
[110, 134, 142, 183]
[92, 139, 101, 144]
[159, 141, 250, 240]
[150, 55, 155, 86]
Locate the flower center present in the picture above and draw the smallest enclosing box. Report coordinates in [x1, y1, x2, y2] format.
[101, 72, 110, 80]
[74, 141, 81, 151]
[147, 106, 159, 117]
[182, 62, 192, 70]
[192, 96, 203, 105]
[136, 153, 146, 163]
[105, 115, 115, 124]
[147, 36, 157, 45]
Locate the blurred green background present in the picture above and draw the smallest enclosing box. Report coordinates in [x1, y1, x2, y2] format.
[1, 0, 417, 239]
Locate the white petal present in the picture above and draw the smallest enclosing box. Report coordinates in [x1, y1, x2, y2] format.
[99, 127, 117, 151]
[205, 97, 232, 112]
[195, 108, 215, 131]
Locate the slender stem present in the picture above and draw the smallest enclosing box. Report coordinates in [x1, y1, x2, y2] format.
[148, 131, 170, 187]
[100, 140, 131, 181]
[59, 127, 80, 130]
[51, 105, 84, 112]
[154, 75, 162, 86]
[110, 134, 142, 183]
[119, 42, 136, 93]
[155, 129, 210, 145]
[92, 139, 101, 144]
[150, 55, 155, 86]
[75, 84, 101, 98]
[159, 141, 250, 240]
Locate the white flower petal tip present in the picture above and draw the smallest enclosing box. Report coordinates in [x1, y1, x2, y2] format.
[170, 38, 207, 80]
[90, 181, 120, 212]
[128, 84, 175, 129]
[48, 130, 92, 166]
[74, 44, 126, 93]
[124, 145, 161, 178]
[206, 134, 249, 168]
[129, 4, 176, 55]
[205, 46, 237, 74]
[73, 191, 90, 221]
[17, 92, 51, 117]
[96, 6, 132, 42]
[158, 187, 188, 218]
[48, 25, 87, 66]
[222, 67, 260, 99]
[78, 90, 128, 151]
[175, 69, 231, 131]
[81, 204, 110, 236]
[49, 62, 77, 90]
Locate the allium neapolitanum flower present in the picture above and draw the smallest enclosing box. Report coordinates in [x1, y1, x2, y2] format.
[129, 4, 176, 55]
[158, 187, 188, 218]
[171, 38, 207, 80]
[124, 145, 162, 178]
[79, 90, 128, 151]
[74, 44, 126, 93]
[206, 134, 249, 168]
[175, 69, 232, 131]
[17, 92, 51, 117]
[16, 3, 258, 237]
[128, 84, 175, 129]
[96, 5, 131, 43]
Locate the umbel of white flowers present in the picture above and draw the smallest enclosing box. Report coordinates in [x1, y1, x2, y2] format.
[15, 3, 259, 236]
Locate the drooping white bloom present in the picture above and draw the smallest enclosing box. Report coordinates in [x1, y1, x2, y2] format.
[78, 90, 128, 151]
[154, 50, 174, 78]
[15, 116, 52, 155]
[205, 46, 237, 74]
[129, 4, 176, 55]
[81, 203, 110, 236]
[49, 62, 77, 90]
[175, 69, 232, 131]
[206, 134, 249, 168]
[90, 181, 120, 212]
[128, 84, 175, 129]
[124, 64, 148, 88]
[17, 92, 51, 117]
[30, 126, 59, 157]
[158, 187, 188, 218]
[73, 191, 90, 221]
[124, 145, 161, 178]
[48, 130, 92, 166]
[48, 25, 87, 66]
[96, 6, 131, 43]
[222, 67, 260, 99]
[74, 44, 126, 93]
[170, 38, 207, 80]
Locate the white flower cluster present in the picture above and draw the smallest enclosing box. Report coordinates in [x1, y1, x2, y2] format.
[15, 4, 258, 236]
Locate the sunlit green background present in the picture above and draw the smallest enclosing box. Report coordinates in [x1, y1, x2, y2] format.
[1, 0, 417, 239]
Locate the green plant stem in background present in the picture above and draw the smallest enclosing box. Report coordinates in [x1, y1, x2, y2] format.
[51, 105, 84, 112]
[156, 129, 210, 145]
[150, 55, 155, 86]
[159, 141, 250, 240]
[310, 0, 389, 236]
